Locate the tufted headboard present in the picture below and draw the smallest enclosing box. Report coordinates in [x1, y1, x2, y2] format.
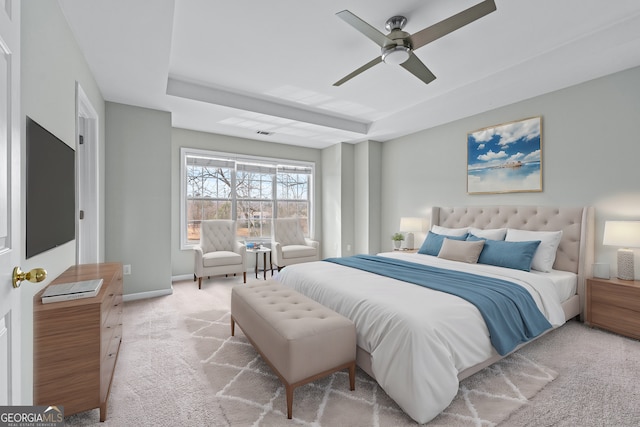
[432, 206, 594, 317]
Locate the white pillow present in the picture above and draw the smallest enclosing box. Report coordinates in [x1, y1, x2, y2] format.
[431, 225, 469, 236]
[468, 227, 507, 240]
[505, 229, 563, 272]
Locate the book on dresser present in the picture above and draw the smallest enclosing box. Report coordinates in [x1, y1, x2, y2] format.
[41, 278, 103, 303]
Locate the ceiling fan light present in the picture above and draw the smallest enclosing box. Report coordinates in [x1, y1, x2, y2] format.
[382, 46, 410, 65]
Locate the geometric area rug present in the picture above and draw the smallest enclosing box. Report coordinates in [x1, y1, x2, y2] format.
[186, 309, 558, 426]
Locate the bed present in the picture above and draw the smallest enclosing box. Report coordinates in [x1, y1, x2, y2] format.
[275, 206, 594, 424]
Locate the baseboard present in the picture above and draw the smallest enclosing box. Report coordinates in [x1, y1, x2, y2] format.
[123, 286, 173, 302]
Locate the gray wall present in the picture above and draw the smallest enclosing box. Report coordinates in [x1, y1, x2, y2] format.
[380, 65, 640, 278]
[105, 102, 172, 295]
[20, 0, 106, 403]
[354, 140, 382, 254]
[321, 143, 356, 258]
[170, 127, 323, 276]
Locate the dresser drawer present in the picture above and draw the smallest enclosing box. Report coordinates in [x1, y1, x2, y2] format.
[590, 304, 640, 339]
[101, 287, 122, 323]
[590, 282, 640, 312]
[100, 332, 122, 399]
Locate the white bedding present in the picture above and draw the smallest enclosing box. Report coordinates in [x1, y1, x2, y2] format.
[530, 268, 577, 303]
[275, 252, 567, 424]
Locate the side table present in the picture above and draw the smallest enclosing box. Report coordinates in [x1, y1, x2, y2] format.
[586, 277, 640, 339]
[247, 247, 273, 280]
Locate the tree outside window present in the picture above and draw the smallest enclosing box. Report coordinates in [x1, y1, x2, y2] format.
[181, 150, 313, 247]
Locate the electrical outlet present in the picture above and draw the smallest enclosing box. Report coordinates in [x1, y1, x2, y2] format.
[346, 244, 351, 252]
[123, 264, 131, 275]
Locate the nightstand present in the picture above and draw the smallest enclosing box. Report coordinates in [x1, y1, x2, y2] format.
[586, 277, 640, 340]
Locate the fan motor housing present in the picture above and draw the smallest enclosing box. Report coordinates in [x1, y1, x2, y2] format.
[381, 30, 412, 65]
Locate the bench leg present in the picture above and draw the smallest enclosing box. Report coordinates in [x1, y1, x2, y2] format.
[286, 385, 294, 419]
[230, 316, 235, 336]
[349, 363, 356, 391]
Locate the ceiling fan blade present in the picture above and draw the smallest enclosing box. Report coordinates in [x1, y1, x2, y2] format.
[336, 10, 394, 48]
[333, 57, 383, 86]
[400, 52, 436, 85]
[410, 0, 496, 50]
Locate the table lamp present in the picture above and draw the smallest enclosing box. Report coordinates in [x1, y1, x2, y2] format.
[399, 217, 426, 250]
[603, 220, 640, 280]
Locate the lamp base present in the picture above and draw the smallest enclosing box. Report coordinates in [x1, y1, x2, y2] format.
[403, 232, 414, 250]
[617, 249, 635, 280]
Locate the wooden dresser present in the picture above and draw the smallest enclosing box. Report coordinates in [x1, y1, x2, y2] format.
[33, 263, 123, 421]
[586, 277, 640, 340]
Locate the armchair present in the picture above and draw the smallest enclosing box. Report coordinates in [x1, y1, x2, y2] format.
[272, 218, 319, 270]
[194, 220, 246, 289]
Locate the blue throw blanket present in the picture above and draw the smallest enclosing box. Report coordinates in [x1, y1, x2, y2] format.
[324, 254, 552, 355]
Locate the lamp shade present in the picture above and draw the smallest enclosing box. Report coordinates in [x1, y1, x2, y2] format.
[603, 221, 640, 248]
[399, 217, 426, 232]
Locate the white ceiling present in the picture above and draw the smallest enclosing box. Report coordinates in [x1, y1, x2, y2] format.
[58, 0, 640, 149]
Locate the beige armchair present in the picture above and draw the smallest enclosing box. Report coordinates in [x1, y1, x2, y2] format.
[194, 220, 246, 289]
[272, 218, 319, 270]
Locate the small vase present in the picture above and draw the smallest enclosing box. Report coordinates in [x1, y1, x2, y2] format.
[393, 240, 401, 249]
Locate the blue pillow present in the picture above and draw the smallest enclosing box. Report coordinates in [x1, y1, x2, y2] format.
[467, 235, 541, 271]
[418, 231, 469, 256]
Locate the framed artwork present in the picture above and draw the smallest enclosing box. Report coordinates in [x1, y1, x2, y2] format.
[467, 116, 542, 194]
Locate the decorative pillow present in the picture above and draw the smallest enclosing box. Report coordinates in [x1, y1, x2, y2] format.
[430, 225, 469, 237]
[438, 238, 485, 264]
[468, 227, 507, 241]
[505, 229, 563, 272]
[418, 231, 469, 256]
[467, 235, 541, 271]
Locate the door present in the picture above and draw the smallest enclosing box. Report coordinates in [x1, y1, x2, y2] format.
[0, 0, 22, 405]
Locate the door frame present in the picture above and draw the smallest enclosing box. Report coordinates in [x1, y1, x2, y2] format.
[75, 82, 100, 265]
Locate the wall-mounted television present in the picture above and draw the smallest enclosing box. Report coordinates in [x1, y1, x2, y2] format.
[26, 116, 76, 259]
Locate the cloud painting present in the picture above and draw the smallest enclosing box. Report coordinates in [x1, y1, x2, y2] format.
[467, 117, 542, 194]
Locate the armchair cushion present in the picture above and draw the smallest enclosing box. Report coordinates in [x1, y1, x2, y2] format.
[282, 245, 317, 259]
[203, 251, 243, 267]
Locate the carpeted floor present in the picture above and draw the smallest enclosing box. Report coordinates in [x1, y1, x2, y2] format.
[65, 275, 640, 426]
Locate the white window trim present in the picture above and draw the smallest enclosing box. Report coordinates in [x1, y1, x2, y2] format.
[180, 147, 315, 250]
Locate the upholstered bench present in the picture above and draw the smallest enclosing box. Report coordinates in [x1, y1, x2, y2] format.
[230, 280, 357, 419]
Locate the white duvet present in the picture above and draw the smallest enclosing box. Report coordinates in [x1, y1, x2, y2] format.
[275, 252, 567, 424]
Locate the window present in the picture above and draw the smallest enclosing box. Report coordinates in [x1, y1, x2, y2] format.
[181, 148, 314, 248]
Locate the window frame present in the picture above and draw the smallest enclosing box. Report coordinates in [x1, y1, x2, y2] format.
[180, 147, 314, 250]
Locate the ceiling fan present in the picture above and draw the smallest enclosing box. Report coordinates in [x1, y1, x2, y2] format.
[333, 0, 497, 86]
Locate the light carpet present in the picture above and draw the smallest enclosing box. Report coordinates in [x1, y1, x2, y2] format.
[186, 309, 557, 426]
[64, 277, 640, 426]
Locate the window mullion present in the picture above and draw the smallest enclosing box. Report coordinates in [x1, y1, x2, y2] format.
[231, 163, 237, 221]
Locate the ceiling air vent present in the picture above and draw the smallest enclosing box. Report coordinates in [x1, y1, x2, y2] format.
[256, 130, 272, 136]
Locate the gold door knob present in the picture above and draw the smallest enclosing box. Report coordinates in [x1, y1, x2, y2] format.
[12, 267, 47, 288]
